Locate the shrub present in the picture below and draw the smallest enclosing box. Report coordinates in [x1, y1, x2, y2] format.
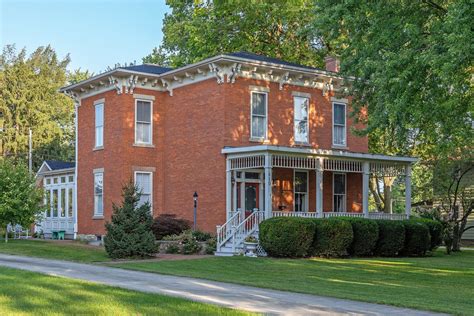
[152, 214, 191, 240]
[340, 217, 379, 256]
[192, 230, 213, 242]
[412, 218, 443, 251]
[165, 244, 180, 254]
[400, 220, 431, 256]
[205, 237, 217, 255]
[374, 220, 405, 256]
[104, 182, 158, 259]
[311, 218, 353, 257]
[259, 217, 316, 257]
[181, 232, 202, 254]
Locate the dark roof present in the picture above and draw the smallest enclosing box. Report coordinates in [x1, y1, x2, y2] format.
[45, 160, 75, 171]
[225, 51, 325, 72]
[118, 64, 173, 75]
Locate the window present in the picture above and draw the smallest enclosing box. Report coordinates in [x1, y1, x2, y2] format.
[135, 100, 152, 144]
[294, 96, 309, 143]
[68, 175, 74, 183]
[294, 171, 308, 212]
[60, 188, 66, 217]
[95, 103, 104, 148]
[52, 189, 58, 217]
[333, 173, 346, 212]
[45, 190, 51, 217]
[68, 188, 73, 218]
[135, 172, 152, 208]
[333, 103, 346, 146]
[250, 92, 267, 139]
[94, 173, 104, 216]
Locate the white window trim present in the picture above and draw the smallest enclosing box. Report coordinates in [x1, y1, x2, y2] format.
[293, 96, 310, 144]
[134, 99, 153, 145]
[249, 90, 268, 141]
[332, 102, 347, 147]
[332, 172, 347, 212]
[94, 102, 104, 149]
[293, 169, 309, 212]
[134, 171, 153, 212]
[93, 171, 104, 217]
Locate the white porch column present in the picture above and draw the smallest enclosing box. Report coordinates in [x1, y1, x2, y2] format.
[405, 164, 412, 219]
[264, 153, 273, 219]
[315, 158, 324, 218]
[226, 158, 232, 220]
[362, 162, 370, 218]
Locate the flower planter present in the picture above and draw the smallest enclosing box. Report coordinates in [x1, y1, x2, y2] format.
[244, 241, 258, 257]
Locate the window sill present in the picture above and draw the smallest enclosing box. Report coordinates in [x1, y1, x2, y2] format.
[249, 137, 268, 143]
[92, 215, 104, 220]
[332, 145, 348, 150]
[133, 143, 155, 148]
[294, 142, 311, 147]
[93, 146, 104, 151]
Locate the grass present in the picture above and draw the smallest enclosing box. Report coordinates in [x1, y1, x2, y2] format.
[0, 239, 109, 262]
[114, 250, 474, 315]
[0, 267, 251, 315]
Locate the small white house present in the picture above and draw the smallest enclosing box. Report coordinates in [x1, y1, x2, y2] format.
[36, 160, 76, 239]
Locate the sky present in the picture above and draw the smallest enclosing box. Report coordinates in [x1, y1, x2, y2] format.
[1, 0, 170, 73]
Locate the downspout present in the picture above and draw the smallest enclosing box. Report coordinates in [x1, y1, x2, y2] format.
[73, 101, 79, 239]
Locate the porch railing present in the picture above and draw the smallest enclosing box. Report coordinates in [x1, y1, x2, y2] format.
[232, 211, 265, 252]
[323, 212, 364, 218]
[367, 213, 408, 220]
[272, 211, 319, 218]
[217, 211, 242, 250]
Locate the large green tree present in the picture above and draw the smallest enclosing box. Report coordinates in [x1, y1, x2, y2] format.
[144, 0, 323, 68]
[0, 45, 89, 169]
[312, 0, 473, 207]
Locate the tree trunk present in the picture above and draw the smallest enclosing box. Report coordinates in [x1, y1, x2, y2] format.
[384, 184, 392, 213]
[5, 229, 8, 243]
[369, 177, 384, 211]
[452, 205, 461, 252]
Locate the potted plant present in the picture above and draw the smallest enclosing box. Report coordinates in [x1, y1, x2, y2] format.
[243, 235, 258, 257]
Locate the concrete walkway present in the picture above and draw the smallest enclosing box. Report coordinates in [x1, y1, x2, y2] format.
[0, 254, 446, 316]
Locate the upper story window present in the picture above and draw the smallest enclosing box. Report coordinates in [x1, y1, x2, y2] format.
[333, 102, 346, 146]
[94, 172, 104, 216]
[95, 103, 104, 148]
[250, 92, 267, 140]
[135, 100, 152, 145]
[135, 172, 152, 209]
[294, 96, 309, 143]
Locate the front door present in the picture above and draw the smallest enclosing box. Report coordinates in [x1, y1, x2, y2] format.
[237, 182, 260, 218]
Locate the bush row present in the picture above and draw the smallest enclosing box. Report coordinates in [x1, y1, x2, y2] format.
[259, 216, 442, 258]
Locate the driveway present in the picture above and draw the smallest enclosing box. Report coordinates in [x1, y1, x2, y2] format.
[0, 254, 446, 316]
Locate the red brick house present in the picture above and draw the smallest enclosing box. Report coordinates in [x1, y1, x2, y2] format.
[56, 52, 416, 254]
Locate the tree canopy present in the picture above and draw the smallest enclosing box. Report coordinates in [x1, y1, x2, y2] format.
[144, 0, 324, 68]
[0, 45, 90, 169]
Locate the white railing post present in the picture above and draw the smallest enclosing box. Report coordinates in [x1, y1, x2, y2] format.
[226, 158, 232, 221]
[264, 153, 273, 218]
[315, 157, 324, 218]
[362, 162, 370, 218]
[405, 164, 412, 219]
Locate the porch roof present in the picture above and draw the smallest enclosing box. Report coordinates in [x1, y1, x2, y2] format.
[221, 145, 417, 164]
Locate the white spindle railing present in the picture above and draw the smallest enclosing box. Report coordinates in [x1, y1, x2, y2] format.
[272, 211, 319, 218]
[323, 212, 364, 218]
[232, 211, 265, 252]
[368, 213, 407, 220]
[216, 211, 242, 249]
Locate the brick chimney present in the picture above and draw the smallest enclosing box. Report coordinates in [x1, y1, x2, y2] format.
[324, 56, 340, 73]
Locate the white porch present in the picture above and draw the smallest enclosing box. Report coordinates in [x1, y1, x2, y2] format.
[216, 145, 416, 256]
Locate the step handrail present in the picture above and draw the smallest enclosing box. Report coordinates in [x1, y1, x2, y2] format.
[231, 211, 265, 252]
[216, 211, 242, 249]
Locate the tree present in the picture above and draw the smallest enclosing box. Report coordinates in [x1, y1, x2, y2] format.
[0, 159, 43, 242]
[312, 0, 474, 209]
[144, 0, 324, 68]
[104, 181, 157, 259]
[0, 45, 90, 170]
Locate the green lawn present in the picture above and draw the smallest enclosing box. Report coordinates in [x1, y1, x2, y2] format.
[0, 239, 109, 262]
[115, 250, 474, 315]
[0, 267, 251, 315]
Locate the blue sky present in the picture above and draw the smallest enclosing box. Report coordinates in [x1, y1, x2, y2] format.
[1, 0, 170, 73]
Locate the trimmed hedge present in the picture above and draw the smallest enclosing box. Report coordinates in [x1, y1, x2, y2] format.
[312, 218, 353, 257]
[340, 217, 379, 256]
[374, 220, 405, 256]
[259, 217, 316, 257]
[400, 220, 431, 256]
[412, 218, 443, 251]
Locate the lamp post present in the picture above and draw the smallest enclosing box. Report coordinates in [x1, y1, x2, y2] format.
[193, 191, 198, 231]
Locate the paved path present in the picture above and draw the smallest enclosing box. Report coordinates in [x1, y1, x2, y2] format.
[0, 254, 446, 316]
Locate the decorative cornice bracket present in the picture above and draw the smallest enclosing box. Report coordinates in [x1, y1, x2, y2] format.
[108, 76, 122, 95]
[161, 79, 173, 96]
[279, 72, 290, 90]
